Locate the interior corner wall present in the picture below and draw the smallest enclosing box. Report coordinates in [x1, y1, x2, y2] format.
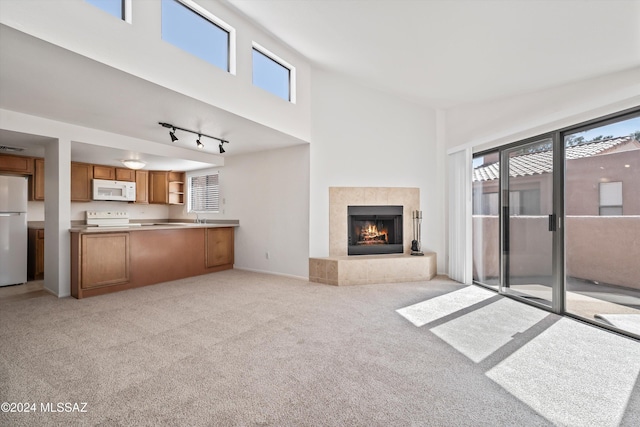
[309, 68, 445, 273]
[445, 67, 640, 152]
[216, 144, 310, 279]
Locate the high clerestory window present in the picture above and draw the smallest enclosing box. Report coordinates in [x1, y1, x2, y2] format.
[161, 0, 235, 73]
[86, 0, 130, 22]
[252, 42, 295, 102]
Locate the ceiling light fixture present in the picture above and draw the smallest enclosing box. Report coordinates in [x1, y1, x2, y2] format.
[121, 159, 146, 170]
[158, 122, 229, 152]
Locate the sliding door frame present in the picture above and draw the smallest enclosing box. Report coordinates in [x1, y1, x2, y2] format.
[472, 105, 640, 340]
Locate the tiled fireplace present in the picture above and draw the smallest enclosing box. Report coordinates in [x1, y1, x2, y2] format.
[309, 187, 436, 285]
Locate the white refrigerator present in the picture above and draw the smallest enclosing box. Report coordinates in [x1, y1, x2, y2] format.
[0, 175, 28, 287]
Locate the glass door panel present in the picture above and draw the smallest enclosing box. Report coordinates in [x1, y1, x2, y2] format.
[564, 114, 640, 338]
[472, 150, 500, 289]
[502, 138, 555, 307]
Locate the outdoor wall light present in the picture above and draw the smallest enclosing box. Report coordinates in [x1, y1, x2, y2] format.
[159, 122, 228, 153]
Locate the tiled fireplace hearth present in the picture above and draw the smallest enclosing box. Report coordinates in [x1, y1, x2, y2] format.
[309, 187, 436, 286]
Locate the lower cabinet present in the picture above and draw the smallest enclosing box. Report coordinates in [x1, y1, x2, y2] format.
[71, 227, 234, 298]
[71, 232, 130, 298]
[206, 227, 234, 267]
[28, 228, 44, 280]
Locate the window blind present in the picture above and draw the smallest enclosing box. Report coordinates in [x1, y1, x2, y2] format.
[189, 173, 219, 212]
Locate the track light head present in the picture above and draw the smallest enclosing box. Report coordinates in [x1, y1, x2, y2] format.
[170, 127, 178, 142]
[219, 142, 226, 154]
[196, 135, 204, 149]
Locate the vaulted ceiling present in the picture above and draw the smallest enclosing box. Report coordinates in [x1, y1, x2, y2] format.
[227, 0, 640, 108]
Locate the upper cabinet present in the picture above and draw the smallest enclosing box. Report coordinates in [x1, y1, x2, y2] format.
[135, 170, 149, 204]
[149, 171, 185, 205]
[168, 171, 185, 205]
[116, 168, 135, 182]
[93, 165, 115, 180]
[2, 154, 182, 205]
[33, 158, 45, 201]
[71, 162, 94, 202]
[0, 153, 34, 175]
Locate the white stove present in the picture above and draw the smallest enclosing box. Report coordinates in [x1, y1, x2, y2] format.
[85, 211, 140, 227]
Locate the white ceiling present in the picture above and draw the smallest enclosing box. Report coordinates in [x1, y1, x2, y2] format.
[1, 1, 639, 169]
[227, 0, 640, 108]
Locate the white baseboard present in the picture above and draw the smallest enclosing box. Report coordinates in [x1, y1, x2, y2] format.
[233, 267, 308, 282]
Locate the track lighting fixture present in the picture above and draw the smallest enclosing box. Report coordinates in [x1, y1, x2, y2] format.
[158, 122, 229, 152]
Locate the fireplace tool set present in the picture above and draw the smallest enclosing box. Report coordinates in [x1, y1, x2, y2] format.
[411, 210, 424, 256]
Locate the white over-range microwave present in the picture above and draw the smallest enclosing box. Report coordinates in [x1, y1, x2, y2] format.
[92, 179, 136, 202]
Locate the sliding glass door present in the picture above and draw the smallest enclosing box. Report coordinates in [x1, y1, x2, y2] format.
[472, 107, 639, 339]
[500, 137, 558, 309]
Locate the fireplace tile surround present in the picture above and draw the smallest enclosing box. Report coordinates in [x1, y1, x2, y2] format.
[309, 187, 437, 286]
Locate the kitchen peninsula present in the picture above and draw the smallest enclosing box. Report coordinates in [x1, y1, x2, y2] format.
[69, 221, 238, 298]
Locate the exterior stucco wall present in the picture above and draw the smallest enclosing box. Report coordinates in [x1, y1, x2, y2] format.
[472, 216, 640, 290]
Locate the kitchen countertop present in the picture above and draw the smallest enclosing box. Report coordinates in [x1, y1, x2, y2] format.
[69, 220, 239, 233]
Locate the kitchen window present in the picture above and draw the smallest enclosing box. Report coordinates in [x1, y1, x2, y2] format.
[189, 172, 220, 213]
[161, 0, 235, 73]
[252, 42, 295, 102]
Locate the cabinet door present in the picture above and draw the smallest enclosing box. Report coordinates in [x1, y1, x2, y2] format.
[149, 171, 168, 204]
[135, 170, 149, 204]
[71, 163, 93, 202]
[206, 228, 234, 267]
[93, 165, 115, 180]
[34, 158, 45, 201]
[0, 154, 34, 174]
[81, 233, 130, 289]
[35, 231, 45, 278]
[116, 168, 135, 182]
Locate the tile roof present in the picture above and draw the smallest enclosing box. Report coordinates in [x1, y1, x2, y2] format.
[473, 136, 635, 182]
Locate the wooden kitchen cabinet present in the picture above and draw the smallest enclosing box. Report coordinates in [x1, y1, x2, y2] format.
[71, 226, 234, 298]
[115, 167, 135, 182]
[168, 171, 185, 205]
[71, 162, 93, 201]
[33, 158, 45, 201]
[149, 171, 168, 204]
[28, 228, 44, 280]
[0, 153, 34, 175]
[79, 233, 130, 290]
[135, 170, 149, 204]
[206, 227, 234, 268]
[149, 170, 185, 204]
[93, 165, 115, 180]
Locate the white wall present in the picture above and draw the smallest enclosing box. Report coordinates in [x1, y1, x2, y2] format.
[309, 68, 445, 272]
[0, 0, 311, 142]
[172, 144, 310, 278]
[446, 67, 640, 152]
[27, 201, 169, 222]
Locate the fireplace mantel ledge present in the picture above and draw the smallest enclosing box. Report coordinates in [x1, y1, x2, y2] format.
[309, 252, 436, 286]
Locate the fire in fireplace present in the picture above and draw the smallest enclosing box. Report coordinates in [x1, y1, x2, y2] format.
[348, 205, 403, 255]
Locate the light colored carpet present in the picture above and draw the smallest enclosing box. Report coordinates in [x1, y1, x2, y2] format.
[395, 285, 495, 327]
[0, 270, 638, 426]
